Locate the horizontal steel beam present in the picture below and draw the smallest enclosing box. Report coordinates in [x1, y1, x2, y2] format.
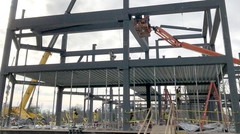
[20, 44, 63, 53]
[10, 9, 128, 31]
[160, 25, 202, 32]
[129, 0, 219, 16]
[5, 56, 227, 74]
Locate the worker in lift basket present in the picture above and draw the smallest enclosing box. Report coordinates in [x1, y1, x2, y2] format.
[73, 109, 78, 127]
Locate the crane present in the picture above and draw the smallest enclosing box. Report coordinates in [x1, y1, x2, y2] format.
[3, 0, 77, 126]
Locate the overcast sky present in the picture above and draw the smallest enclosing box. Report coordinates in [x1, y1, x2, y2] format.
[0, 0, 239, 112]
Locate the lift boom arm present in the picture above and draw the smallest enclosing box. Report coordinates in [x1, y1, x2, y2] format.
[152, 26, 240, 65]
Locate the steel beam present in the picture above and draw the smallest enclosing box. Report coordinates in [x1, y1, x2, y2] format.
[63, 47, 142, 57]
[128, 0, 219, 15]
[10, 9, 128, 30]
[209, 8, 220, 45]
[20, 44, 63, 53]
[5, 56, 227, 74]
[160, 25, 202, 32]
[157, 34, 203, 41]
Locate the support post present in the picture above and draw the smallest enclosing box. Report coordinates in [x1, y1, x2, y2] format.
[122, 0, 130, 130]
[110, 87, 113, 122]
[56, 87, 64, 126]
[158, 86, 161, 125]
[146, 85, 151, 120]
[0, 0, 18, 113]
[219, 0, 240, 133]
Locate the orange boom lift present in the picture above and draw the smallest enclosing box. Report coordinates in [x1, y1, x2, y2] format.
[134, 16, 240, 65]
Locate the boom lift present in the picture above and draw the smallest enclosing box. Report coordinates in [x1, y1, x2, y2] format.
[134, 16, 235, 129]
[134, 17, 240, 65]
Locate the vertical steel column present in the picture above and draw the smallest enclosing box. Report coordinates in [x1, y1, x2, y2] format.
[68, 71, 73, 128]
[146, 85, 151, 111]
[34, 73, 41, 128]
[157, 86, 161, 125]
[109, 87, 113, 122]
[117, 69, 121, 130]
[145, 38, 149, 59]
[0, 0, 18, 113]
[83, 88, 87, 118]
[89, 44, 96, 123]
[56, 87, 64, 126]
[219, 0, 240, 132]
[55, 33, 67, 126]
[155, 40, 159, 59]
[122, 0, 130, 130]
[51, 72, 57, 128]
[7, 8, 24, 126]
[60, 34, 67, 64]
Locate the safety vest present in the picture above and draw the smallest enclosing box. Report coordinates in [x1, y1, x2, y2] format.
[164, 113, 168, 120]
[177, 92, 181, 98]
[73, 110, 78, 119]
[94, 112, 98, 121]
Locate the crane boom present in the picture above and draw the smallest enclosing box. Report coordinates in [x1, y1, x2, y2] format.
[20, 52, 51, 109]
[152, 26, 240, 65]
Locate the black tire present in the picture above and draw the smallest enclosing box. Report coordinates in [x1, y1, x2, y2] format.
[39, 118, 47, 125]
[26, 118, 34, 125]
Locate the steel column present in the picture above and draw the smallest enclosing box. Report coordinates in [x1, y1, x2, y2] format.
[157, 86, 161, 125]
[122, 0, 130, 130]
[0, 0, 18, 113]
[219, 0, 240, 132]
[109, 87, 113, 122]
[56, 87, 64, 126]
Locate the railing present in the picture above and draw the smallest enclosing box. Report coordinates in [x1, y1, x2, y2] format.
[138, 105, 152, 134]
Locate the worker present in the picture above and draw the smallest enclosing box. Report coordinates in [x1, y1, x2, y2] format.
[109, 50, 116, 61]
[73, 109, 78, 127]
[93, 109, 99, 127]
[164, 110, 169, 125]
[129, 112, 134, 128]
[176, 86, 181, 109]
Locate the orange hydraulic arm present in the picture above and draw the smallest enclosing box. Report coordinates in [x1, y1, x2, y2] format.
[152, 26, 240, 65]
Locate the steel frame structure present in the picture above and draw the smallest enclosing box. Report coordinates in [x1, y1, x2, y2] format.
[0, 0, 240, 132]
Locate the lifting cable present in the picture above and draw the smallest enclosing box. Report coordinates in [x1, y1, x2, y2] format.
[117, 69, 121, 130]
[34, 72, 41, 127]
[19, 44, 29, 126]
[133, 67, 136, 127]
[194, 66, 201, 129]
[51, 71, 57, 128]
[216, 65, 225, 129]
[68, 71, 74, 128]
[153, 67, 157, 124]
[173, 66, 179, 124]
[193, 67, 197, 123]
[2, 57, 15, 127]
[87, 70, 91, 126]
[220, 65, 230, 130]
[105, 69, 108, 130]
